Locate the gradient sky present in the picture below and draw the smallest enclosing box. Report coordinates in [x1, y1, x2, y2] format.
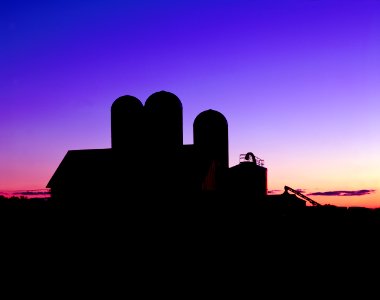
[1, 0, 379, 207]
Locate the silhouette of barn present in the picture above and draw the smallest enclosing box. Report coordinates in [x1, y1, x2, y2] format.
[47, 91, 305, 208]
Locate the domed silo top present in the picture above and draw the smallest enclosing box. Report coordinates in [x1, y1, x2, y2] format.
[144, 91, 183, 149]
[144, 91, 182, 112]
[111, 95, 143, 112]
[111, 95, 144, 150]
[193, 109, 228, 129]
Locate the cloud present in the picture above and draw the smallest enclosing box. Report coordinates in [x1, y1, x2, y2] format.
[308, 190, 376, 197]
[267, 189, 282, 194]
[16, 190, 51, 196]
[0, 189, 51, 198]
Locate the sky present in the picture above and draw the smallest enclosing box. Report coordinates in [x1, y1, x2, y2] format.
[1, 0, 379, 207]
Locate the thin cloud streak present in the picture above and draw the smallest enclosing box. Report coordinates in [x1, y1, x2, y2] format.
[0, 189, 51, 198]
[267, 189, 282, 194]
[308, 190, 376, 197]
[16, 190, 51, 196]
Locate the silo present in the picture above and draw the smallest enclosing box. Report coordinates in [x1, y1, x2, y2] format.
[144, 91, 183, 150]
[227, 158, 268, 199]
[193, 109, 229, 170]
[111, 95, 144, 151]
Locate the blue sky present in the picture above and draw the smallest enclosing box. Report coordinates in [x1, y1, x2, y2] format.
[1, 0, 379, 207]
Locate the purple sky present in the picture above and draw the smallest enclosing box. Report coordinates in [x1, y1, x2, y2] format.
[1, 0, 379, 207]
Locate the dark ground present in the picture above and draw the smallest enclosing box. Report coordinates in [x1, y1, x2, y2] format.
[1, 194, 378, 294]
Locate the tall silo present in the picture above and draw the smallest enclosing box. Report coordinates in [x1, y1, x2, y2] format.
[144, 91, 183, 150]
[111, 95, 144, 151]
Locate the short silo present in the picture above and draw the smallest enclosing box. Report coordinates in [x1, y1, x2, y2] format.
[193, 109, 229, 170]
[193, 109, 229, 192]
[227, 152, 268, 199]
